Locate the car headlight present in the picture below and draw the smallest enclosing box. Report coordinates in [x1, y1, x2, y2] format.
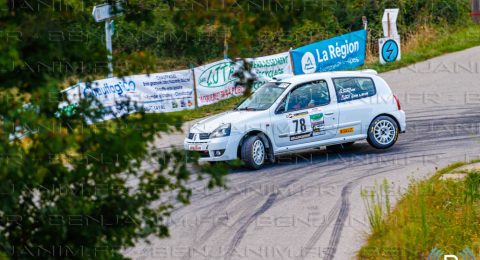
[186, 130, 193, 139]
[186, 124, 196, 138]
[209, 123, 231, 139]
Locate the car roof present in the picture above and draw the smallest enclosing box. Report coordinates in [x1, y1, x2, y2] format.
[278, 70, 378, 85]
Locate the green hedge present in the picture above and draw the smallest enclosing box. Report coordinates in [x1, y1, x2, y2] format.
[112, 0, 471, 68]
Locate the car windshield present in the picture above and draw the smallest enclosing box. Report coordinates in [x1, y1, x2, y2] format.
[235, 82, 289, 111]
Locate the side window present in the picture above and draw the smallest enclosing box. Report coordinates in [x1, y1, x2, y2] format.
[333, 77, 376, 103]
[283, 80, 330, 112]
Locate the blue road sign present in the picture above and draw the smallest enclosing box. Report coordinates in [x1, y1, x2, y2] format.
[381, 39, 399, 62]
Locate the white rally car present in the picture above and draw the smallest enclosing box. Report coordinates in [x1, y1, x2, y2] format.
[185, 70, 406, 169]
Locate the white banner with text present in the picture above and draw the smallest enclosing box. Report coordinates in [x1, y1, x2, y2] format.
[194, 52, 292, 106]
[63, 69, 195, 120]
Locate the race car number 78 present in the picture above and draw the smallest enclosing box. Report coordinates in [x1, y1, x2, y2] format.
[292, 118, 307, 133]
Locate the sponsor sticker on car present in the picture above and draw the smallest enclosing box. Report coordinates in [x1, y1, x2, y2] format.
[287, 111, 308, 119]
[310, 112, 325, 136]
[290, 132, 312, 141]
[312, 125, 326, 136]
[339, 127, 354, 134]
[309, 113, 324, 125]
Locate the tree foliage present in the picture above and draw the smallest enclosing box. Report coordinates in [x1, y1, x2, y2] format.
[0, 0, 470, 259]
[0, 0, 226, 259]
[112, 0, 469, 68]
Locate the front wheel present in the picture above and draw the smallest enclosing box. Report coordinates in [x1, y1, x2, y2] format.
[241, 135, 265, 170]
[367, 116, 399, 149]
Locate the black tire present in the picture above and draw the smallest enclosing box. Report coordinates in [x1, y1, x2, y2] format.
[326, 142, 355, 152]
[240, 135, 265, 170]
[367, 116, 399, 149]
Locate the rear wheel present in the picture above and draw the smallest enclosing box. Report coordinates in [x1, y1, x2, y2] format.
[367, 116, 399, 149]
[241, 135, 265, 170]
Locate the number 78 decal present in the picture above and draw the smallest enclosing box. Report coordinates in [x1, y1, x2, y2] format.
[292, 118, 307, 133]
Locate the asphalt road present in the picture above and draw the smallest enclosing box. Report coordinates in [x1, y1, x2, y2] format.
[127, 47, 480, 260]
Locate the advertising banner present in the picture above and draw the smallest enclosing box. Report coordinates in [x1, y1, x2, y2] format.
[194, 59, 243, 107]
[290, 30, 367, 75]
[63, 69, 195, 120]
[63, 30, 366, 119]
[194, 53, 292, 106]
[248, 52, 292, 91]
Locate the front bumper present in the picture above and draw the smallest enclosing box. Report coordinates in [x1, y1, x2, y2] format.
[184, 133, 242, 162]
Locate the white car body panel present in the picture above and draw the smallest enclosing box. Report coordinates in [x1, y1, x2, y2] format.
[184, 71, 406, 162]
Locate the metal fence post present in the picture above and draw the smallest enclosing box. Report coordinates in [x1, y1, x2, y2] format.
[190, 64, 199, 109]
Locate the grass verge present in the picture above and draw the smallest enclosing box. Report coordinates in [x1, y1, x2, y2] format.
[358, 161, 480, 259]
[176, 23, 480, 122]
[363, 24, 480, 73]
[170, 96, 244, 121]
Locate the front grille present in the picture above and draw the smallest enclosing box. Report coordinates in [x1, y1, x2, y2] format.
[199, 133, 210, 140]
[188, 133, 210, 140]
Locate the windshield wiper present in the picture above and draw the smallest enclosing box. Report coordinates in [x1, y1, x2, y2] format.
[235, 107, 257, 111]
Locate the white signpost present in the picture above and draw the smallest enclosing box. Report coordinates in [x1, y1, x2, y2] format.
[382, 9, 399, 38]
[92, 2, 123, 78]
[379, 8, 401, 64]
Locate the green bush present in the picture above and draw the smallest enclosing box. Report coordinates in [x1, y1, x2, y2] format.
[110, 0, 471, 67]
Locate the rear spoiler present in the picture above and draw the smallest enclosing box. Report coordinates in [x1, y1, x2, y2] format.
[360, 69, 378, 75]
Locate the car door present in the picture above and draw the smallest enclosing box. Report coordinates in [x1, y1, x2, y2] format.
[332, 77, 377, 137]
[270, 80, 339, 148]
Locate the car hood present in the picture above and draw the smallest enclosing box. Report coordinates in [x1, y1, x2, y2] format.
[190, 110, 264, 133]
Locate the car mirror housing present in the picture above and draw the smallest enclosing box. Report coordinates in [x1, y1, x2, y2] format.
[275, 102, 286, 114]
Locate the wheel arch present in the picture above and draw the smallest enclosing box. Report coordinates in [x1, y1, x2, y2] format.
[367, 113, 400, 149]
[371, 113, 401, 130]
[237, 130, 275, 162]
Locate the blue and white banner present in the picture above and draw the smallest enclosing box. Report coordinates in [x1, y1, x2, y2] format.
[63, 69, 195, 120]
[291, 30, 367, 75]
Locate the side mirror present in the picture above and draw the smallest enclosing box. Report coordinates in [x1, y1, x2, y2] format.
[275, 102, 285, 114]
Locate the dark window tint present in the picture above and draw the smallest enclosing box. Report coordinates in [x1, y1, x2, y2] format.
[284, 80, 330, 112]
[333, 77, 376, 102]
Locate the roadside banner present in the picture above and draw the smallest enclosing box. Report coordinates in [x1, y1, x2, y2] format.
[64, 30, 367, 117]
[290, 30, 367, 75]
[63, 69, 195, 120]
[194, 59, 243, 107]
[194, 52, 292, 106]
[248, 52, 292, 91]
